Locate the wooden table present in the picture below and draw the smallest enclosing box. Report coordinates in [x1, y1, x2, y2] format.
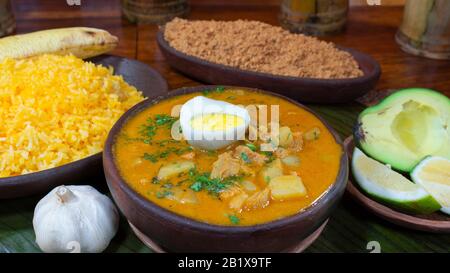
[1, 0, 449, 253]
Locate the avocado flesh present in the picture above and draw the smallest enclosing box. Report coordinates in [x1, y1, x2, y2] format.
[356, 88, 450, 172]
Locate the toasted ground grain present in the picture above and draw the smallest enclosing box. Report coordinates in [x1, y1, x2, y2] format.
[164, 18, 363, 79]
[0, 54, 144, 177]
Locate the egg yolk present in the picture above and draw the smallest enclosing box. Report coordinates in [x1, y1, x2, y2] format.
[190, 113, 244, 131]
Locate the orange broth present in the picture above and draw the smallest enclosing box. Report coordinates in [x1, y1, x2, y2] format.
[113, 89, 342, 226]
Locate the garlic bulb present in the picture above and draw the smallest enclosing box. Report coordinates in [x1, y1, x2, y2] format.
[33, 185, 119, 253]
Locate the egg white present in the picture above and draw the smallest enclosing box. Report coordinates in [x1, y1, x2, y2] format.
[179, 96, 250, 150]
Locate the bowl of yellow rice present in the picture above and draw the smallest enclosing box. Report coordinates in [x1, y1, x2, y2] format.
[0, 54, 167, 198]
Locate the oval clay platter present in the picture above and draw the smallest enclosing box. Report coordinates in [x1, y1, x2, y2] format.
[0, 55, 168, 199]
[156, 30, 381, 104]
[344, 136, 450, 233]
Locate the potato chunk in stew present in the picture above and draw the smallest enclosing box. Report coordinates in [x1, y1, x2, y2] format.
[269, 175, 307, 201]
[167, 188, 199, 204]
[279, 126, 294, 147]
[259, 158, 283, 183]
[157, 161, 195, 180]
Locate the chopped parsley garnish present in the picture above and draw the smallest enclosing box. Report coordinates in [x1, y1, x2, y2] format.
[188, 168, 197, 177]
[155, 114, 177, 127]
[139, 120, 156, 140]
[228, 215, 240, 225]
[241, 152, 250, 163]
[188, 168, 242, 196]
[157, 139, 179, 147]
[138, 114, 178, 142]
[245, 143, 257, 152]
[151, 177, 160, 184]
[262, 151, 275, 163]
[143, 146, 193, 163]
[122, 134, 179, 146]
[159, 150, 171, 159]
[190, 181, 203, 192]
[143, 152, 158, 163]
[156, 190, 172, 199]
[202, 86, 226, 96]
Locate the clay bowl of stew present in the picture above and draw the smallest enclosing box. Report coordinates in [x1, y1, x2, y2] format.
[103, 85, 349, 252]
[157, 29, 381, 104]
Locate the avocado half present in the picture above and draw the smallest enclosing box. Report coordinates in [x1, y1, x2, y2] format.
[355, 88, 450, 172]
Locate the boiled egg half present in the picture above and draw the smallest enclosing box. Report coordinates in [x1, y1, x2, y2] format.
[179, 96, 250, 150]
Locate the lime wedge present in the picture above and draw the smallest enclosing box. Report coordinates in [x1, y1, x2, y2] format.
[411, 156, 450, 210]
[352, 147, 441, 214]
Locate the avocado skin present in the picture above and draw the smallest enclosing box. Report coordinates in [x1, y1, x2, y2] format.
[354, 88, 450, 172]
[353, 121, 365, 147]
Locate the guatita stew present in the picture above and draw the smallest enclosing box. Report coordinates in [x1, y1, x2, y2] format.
[114, 88, 342, 226]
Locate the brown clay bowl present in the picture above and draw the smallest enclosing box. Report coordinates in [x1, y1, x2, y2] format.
[0, 55, 168, 199]
[156, 30, 381, 104]
[103, 85, 349, 252]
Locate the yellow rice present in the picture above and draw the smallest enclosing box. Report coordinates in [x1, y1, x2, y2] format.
[0, 54, 145, 177]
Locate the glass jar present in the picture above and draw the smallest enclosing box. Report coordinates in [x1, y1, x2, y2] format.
[122, 0, 189, 25]
[0, 0, 14, 37]
[396, 0, 450, 60]
[279, 0, 349, 36]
